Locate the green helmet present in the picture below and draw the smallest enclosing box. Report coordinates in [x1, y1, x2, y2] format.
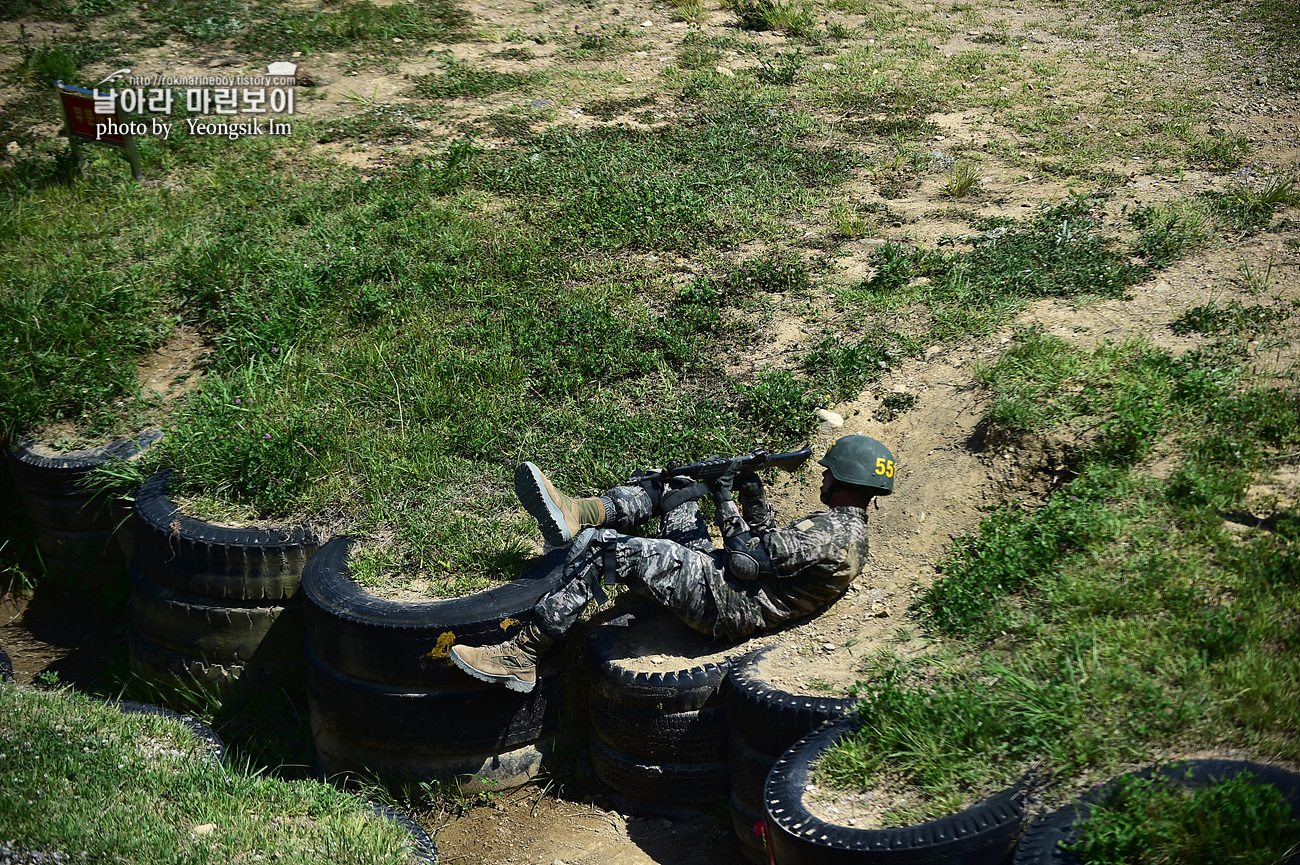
[818, 434, 895, 494]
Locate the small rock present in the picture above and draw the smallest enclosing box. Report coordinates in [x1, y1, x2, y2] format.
[1153, 279, 1171, 294]
[873, 605, 891, 618]
[191, 824, 216, 836]
[816, 409, 844, 428]
[641, 19, 654, 26]
[531, 98, 553, 108]
[1257, 75, 1268, 86]
[660, 819, 673, 828]
[821, 62, 838, 70]
[715, 66, 734, 77]
[5, 141, 19, 156]
[822, 642, 836, 652]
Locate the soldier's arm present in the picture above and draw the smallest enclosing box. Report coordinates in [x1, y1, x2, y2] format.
[757, 513, 840, 578]
[737, 473, 777, 533]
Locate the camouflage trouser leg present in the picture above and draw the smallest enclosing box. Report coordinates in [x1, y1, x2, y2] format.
[532, 485, 722, 638]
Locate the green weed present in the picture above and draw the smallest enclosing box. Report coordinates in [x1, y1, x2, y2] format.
[1187, 128, 1252, 172]
[734, 0, 816, 36]
[873, 392, 916, 422]
[415, 57, 544, 99]
[942, 161, 980, 199]
[1064, 770, 1300, 865]
[1128, 200, 1213, 267]
[757, 49, 804, 85]
[1205, 175, 1300, 232]
[1171, 301, 1289, 337]
[563, 25, 632, 60]
[1237, 255, 1277, 295]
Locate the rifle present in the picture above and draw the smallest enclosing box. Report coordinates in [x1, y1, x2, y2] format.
[630, 448, 814, 486]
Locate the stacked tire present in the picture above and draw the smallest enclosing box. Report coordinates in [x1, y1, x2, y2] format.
[302, 537, 569, 795]
[7, 431, 162, 589]
[128, 469, 316, 699]
[726, 646, 857, 864]
[584, 613, 732, 817]
[764, 716, 1028, 865]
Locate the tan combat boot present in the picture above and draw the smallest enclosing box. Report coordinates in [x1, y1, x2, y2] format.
[514, 462, 606, 546]
[449, 624, 555, 693]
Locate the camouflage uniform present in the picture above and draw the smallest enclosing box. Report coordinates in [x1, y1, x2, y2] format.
[532, 478, 871, 641]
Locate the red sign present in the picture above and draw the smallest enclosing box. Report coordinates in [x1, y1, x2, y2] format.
[57, 84, 125, 146]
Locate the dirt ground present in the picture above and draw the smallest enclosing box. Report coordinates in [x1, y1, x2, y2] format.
[2, 0, 1297, 860]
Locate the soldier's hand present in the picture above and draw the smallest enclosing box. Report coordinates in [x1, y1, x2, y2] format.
[705, 457, 747, 501]
[735, 472, 763, 501]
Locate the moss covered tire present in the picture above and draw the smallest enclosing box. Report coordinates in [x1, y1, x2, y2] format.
[302, 536, 569, 794]
[765, 716, 1027, 865]
[727, 645, 858, 863]
[583, 613, 731, 817]
[7, 430, 161, 588]
[1012, 759, 1300, 865]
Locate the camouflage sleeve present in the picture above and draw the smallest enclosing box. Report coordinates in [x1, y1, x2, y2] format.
[713, 499, 751, 539]
[738, 476, 777, 533]
[759, 512, 857, 579]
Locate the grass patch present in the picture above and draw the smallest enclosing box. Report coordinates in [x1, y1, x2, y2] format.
[1064, 768, 1300, 865]
[475, 103, 853, 250]
[1204, 175, 1300, 233]
[1171, 301, 1290, 337]
[840, 193, 1151, 342]
[818, 327, 1300, 825]
[0, 683, 415, 863]
[1, 105, 851, 591]
[415, 56, 544, 99]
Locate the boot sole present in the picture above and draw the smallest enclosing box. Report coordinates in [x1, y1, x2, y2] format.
[514, 462, 572, 547]
[449, 645, 537, 693]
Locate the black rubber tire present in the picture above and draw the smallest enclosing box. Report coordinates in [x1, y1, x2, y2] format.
[8, 431, 162, 589]
[306, 641, 562, 755]
[127, 623, 299, 694]
[726, 645, 858, 757]
[113, 698, 227, 764]
[1013, 759, 1300, 865]
[582, 614, 733, 814]
[368, 802, 439, 864]
[133, 469, 317, 601]
[730, 735, 778, 812]
[302, 536, 569, 687]
[589, 697, 728, 763]
[589, 735, 731, 809]
[726, 645, 859, 858]
[302, 537, 570, 793]
[315, 723, 558, 795]
[731, 790, 768, 865]
[765, 716, 1027, 865]
[129, 563, 303, 663]
[8, 431, 161, 483]
[584, 615, 731, 713]
[0, 644, 12, 683]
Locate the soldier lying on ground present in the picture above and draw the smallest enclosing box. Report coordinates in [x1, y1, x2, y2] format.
[450, 434, 896, 693]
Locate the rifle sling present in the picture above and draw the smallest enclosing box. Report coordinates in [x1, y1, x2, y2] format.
[659, 481, 709, 513]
